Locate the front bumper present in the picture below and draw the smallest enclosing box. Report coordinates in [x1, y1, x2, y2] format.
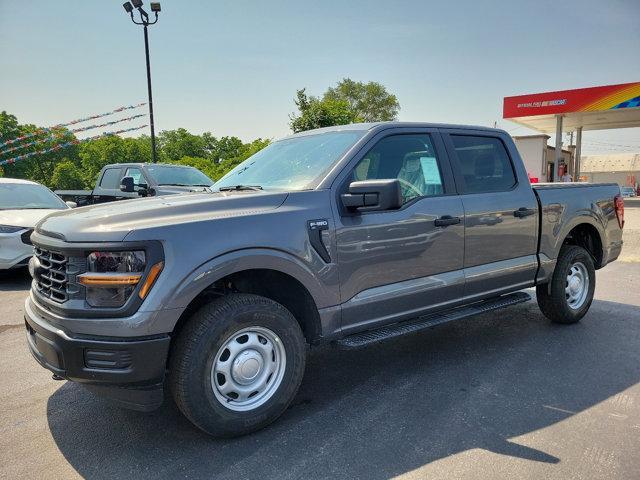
[24, 297, 171, 411]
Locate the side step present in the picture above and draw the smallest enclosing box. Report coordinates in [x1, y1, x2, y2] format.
[335, 292, 531, 349]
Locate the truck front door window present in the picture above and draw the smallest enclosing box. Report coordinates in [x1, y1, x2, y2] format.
[125, 168, 144, 185]
[353, 134, 444, 203]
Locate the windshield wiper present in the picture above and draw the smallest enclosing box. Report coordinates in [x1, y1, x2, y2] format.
[218, 185, 263, 192]
[159, 183, 190, 186]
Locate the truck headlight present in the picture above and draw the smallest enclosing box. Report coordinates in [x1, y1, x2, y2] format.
[78, 251, 162, 307]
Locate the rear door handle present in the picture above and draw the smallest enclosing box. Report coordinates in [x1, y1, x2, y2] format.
[513, 207, 535, 218]
[434, 215, 461, 227]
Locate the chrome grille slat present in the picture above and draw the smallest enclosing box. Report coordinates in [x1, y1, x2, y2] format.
[34, 247, 69, 303]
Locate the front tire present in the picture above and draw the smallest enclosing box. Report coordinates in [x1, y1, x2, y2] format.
[169, 293, 307, 437]
[536, 245, 596, 324]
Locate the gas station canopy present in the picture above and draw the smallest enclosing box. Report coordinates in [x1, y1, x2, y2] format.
[503, 81, 640, 133]
[503, 81, 640, 181]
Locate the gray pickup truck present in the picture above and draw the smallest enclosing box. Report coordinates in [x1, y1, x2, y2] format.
[24, 122, 625, 437]
[55, 162, 213, 206]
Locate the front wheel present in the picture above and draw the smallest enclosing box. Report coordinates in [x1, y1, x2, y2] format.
[536, 245, 596, 324]
[169, 293, 307, 437]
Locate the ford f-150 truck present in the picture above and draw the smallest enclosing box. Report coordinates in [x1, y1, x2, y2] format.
[24, 122, 625, 438]
[55, 162, 213, 206]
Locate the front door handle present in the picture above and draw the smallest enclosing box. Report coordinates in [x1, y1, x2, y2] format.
[434, 215, 461, 227]
[514, 207, 535, 218]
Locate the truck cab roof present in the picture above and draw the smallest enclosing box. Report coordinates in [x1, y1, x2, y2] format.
[283, 121, 508, 139]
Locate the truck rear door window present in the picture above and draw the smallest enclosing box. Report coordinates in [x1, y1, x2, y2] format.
[99, 168, 123, 189]
[450, 135, 516, 194]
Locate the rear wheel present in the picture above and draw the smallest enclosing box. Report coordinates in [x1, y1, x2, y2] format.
[536, 245, 596, 324]
[169, 293, 307, 437]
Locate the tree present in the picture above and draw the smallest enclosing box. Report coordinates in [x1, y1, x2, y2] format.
[289, 89, 356, 133]
[78, 135, 150, 187]
[51, 159, 85, 190]
[158, 128, 207, 160]
[289, 79, 400, 132]
[0, 111, 79, 186]
[324, 78, 400, 122]
[203, 134, 245, 164]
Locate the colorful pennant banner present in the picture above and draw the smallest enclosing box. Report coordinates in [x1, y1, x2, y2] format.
[0, 125, 148, 167]
[0, 114, 147, 156]
[0, 103, 147, 149]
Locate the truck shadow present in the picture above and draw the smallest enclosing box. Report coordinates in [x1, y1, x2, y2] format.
[46, 297, 640, 479]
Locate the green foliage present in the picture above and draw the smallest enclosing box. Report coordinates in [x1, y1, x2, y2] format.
[0, 111, 79, 185]
[289, 89, 355, 133]
[158, 128, 207, 160]
[0, 110, 270, 188]
[289, 79, 400, 132]
[51, 160, 85, 190]
[78, 135, 151, 187]
[324, 78, 400, 122]
[167, 137, 271, 181]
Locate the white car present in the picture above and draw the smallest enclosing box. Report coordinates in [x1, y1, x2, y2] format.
[0, 178, 72, 270]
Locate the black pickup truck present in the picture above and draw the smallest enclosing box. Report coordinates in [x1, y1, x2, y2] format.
[55, 163, 214, 206]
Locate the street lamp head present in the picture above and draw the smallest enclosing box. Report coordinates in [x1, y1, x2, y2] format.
[123, 2, 134, 13]
[150, 2, 161, 12]
[131, 0, 143, 8]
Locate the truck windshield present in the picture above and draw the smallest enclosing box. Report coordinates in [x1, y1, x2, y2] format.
[147, 165, 214, 186]
[0, 183, 68, 210]
[214, 130, 365, 191]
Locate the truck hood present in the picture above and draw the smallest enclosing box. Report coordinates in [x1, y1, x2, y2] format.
[35, 191, 288, 242]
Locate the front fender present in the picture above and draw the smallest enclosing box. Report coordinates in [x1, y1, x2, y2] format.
[161, 248, 338, 313]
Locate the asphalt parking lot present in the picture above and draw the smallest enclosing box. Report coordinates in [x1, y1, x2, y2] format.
[1, 203, 639, 479]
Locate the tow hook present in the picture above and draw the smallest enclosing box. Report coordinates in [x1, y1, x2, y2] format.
[52, 374, 64, 381]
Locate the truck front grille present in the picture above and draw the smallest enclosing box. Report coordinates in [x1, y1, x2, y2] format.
[34, 247, 69, 303]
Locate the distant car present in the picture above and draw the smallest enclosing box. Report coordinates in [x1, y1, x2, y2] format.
[0, 178, 71, 270]
[620, 186, 636, 198]
[55, 163, 215, 206]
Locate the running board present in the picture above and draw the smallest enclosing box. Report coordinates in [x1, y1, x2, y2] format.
[335, 292, 531, 349]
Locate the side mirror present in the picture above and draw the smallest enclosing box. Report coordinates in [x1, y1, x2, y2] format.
[341, 179, 402, 212]
[65, 201, 77, 208]
[120, 176, 135, 193]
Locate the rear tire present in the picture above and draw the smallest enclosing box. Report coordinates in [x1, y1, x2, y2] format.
[169, 293, 307, 438]
[536, 245, 595, 324]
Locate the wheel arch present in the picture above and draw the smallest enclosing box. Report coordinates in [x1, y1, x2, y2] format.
[165, 249, 335, 345]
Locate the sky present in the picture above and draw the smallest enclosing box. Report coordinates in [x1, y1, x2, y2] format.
[1, 0, 639, 155]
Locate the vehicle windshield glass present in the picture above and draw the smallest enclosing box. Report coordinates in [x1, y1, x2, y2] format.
[0, 183, 67, 210]
[213, 130, 365, 191]
[146, 165, 214, 186]
[621, 187, 633, 192]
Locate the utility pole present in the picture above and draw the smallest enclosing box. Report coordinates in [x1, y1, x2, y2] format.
[123, 1, 161, 162]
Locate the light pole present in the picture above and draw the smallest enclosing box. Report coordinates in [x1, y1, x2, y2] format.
[123, 1, 161, 163]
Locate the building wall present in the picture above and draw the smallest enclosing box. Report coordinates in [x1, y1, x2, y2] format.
[580, 153, 640, 187]
[513, 136, 547, 179]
